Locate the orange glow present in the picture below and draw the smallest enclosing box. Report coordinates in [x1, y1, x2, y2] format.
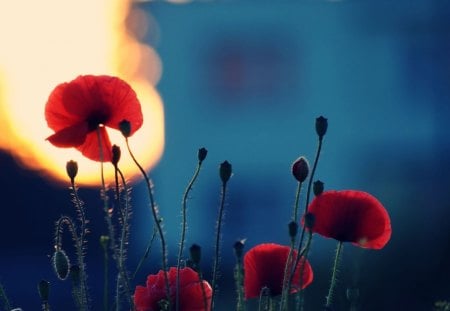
[0, 1, 164, 186]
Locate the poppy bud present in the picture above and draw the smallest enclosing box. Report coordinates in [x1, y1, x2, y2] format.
[99, 235, 110, 251]
[304, 213, 315, 230]
[37, 280, 50, 302]
[52, 249, 70, 280]
[220, 161, 232, 183]
[119, 119, 131, 138]
[292, 157, 309, 182]
[288, 221, 298, 238]
[66, 160, 78, 183]
[313, 180, 324, 196]
[111, 145, 121, 166]
[233, 239, 245, 260]
[189, 244, 202, 265]
[315, 116, 328, 140]
[198, 147, 208, 162]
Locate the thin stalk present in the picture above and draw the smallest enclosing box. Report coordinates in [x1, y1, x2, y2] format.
[125, 138, 170, 308]
[325, 242, 343, 308]
[279, 238, 295, 311]
[292, 181, 303, 224]
[132, 227, 157, 280]
[96, 129, 134, 311]
[70, 182, 89, 310]
[176, 160, 204, 311]
[211, 182, 228, 309]
[101, 238, 109, 311]
[0, 282, 11, 311]
[234, 260, 245, 311]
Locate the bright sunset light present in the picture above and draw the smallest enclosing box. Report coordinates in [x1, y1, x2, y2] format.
[0, 0, 164, 186]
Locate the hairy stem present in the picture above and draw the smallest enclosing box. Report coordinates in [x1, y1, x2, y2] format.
[326, 242, 343, 308]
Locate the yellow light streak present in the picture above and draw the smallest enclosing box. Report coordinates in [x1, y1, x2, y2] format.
[0, 0, 164, 186]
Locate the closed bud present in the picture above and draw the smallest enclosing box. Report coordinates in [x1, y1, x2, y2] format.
[304, 213, 315, 230]
[189, 244, 202, 265]
[292, 157, 309, 182]
[111, 145, 121, 166]
[66, 160, 78, 183]
[119, 119, 131, 138]
[220, 161, 232, 183]
[37, 280, 50, 302]
[198, 147, 208, 162]
[52, 249, 70, 280]
[313, 180, 324, 196]
[233, 239, 245, 260]
[315, 116, 328, 140]
[288, 221, 298, 238]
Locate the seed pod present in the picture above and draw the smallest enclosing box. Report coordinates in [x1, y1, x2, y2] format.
[52, 249, 70, 280]
[292, 157, 309, 182]
[220, 161, 232, 183]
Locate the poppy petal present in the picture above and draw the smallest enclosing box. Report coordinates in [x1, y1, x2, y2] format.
[244, 243, 313, 299]
[134, 286, 153, 311]
[76, 126, 112, 162]
[46, 122, 89, 147]
[306, 190, 391, 249]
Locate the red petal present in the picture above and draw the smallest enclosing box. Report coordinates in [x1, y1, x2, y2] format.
[134, 286, 153, 311]
[243, 243, 313, 299]
[76, 126, 112, 162]
[179, 279, 212, 311]
[46, 122, 89, 147]
[306, 190, 392, 249]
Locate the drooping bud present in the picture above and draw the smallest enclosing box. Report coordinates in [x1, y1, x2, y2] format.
[288, 221, 298, 238]
[220, 161, 232, 183]
[292, 157, 309, 182]
[37, 280, 50, 302]
[233, 239, 245, 260]
[315, 116, 328, 140]
[313, 180, 324, 196]
[66, 160, 78, 183]
[198, 147, 208, 162]
[52, 249, 70, 280]
[119, 119, 131, 138]
[111, 145, 121, 167]
[303, 212, 315, 230]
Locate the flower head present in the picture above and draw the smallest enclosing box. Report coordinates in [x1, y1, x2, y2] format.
[243, 243, 313, 299]
[45, 75, 143, 162]
[305, 190, 391, 249]
[134, 267, 212, 311]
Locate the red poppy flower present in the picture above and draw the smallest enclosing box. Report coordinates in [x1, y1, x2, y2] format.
[243, 243, 313, 299]
[134, 267, 212, 311]
[45, 75, 143, 162]
[306, 190, 391, 249]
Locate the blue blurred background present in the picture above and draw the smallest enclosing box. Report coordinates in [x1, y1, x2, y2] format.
[1, 0, 450, 310]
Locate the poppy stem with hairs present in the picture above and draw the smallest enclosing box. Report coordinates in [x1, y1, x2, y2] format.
[124, 136, 170, 309]
[211, 161, 232, 309]
[326, 241, 344, 308]
[176, 148, 207, 311]
[96, 128, 134, 311]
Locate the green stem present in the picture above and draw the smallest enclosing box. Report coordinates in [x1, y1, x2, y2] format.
[176, 160, 204, 311]
[102, 239, 109, 311]
[279, 238, 295, 311]
[132, 228, 157, 280]
[211, 182, 228, 309]
[326, 241, 343, 308]
[70, 182, 89, 310]
[125, 138, 170, 308]
[234, 259, 245, 311]
[292, 181, 302, 224]
[0, 282, 11, 311]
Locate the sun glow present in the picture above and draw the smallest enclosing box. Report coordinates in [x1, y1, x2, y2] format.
[0, 1, 164, 186]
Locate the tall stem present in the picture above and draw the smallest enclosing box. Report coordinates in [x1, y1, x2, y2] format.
[176, 160, 204, 311]
[211, 182, 227, 309]
[125, 138, 170, 307]
[325, 242, 343, 308]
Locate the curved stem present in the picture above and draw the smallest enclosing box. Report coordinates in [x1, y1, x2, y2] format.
[132, 227, 157, 280]
[125, 138, 170, 308]
[211, 182, 228, 309]
[176, 160, 204, 311]
[326, 241, 343, 308]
